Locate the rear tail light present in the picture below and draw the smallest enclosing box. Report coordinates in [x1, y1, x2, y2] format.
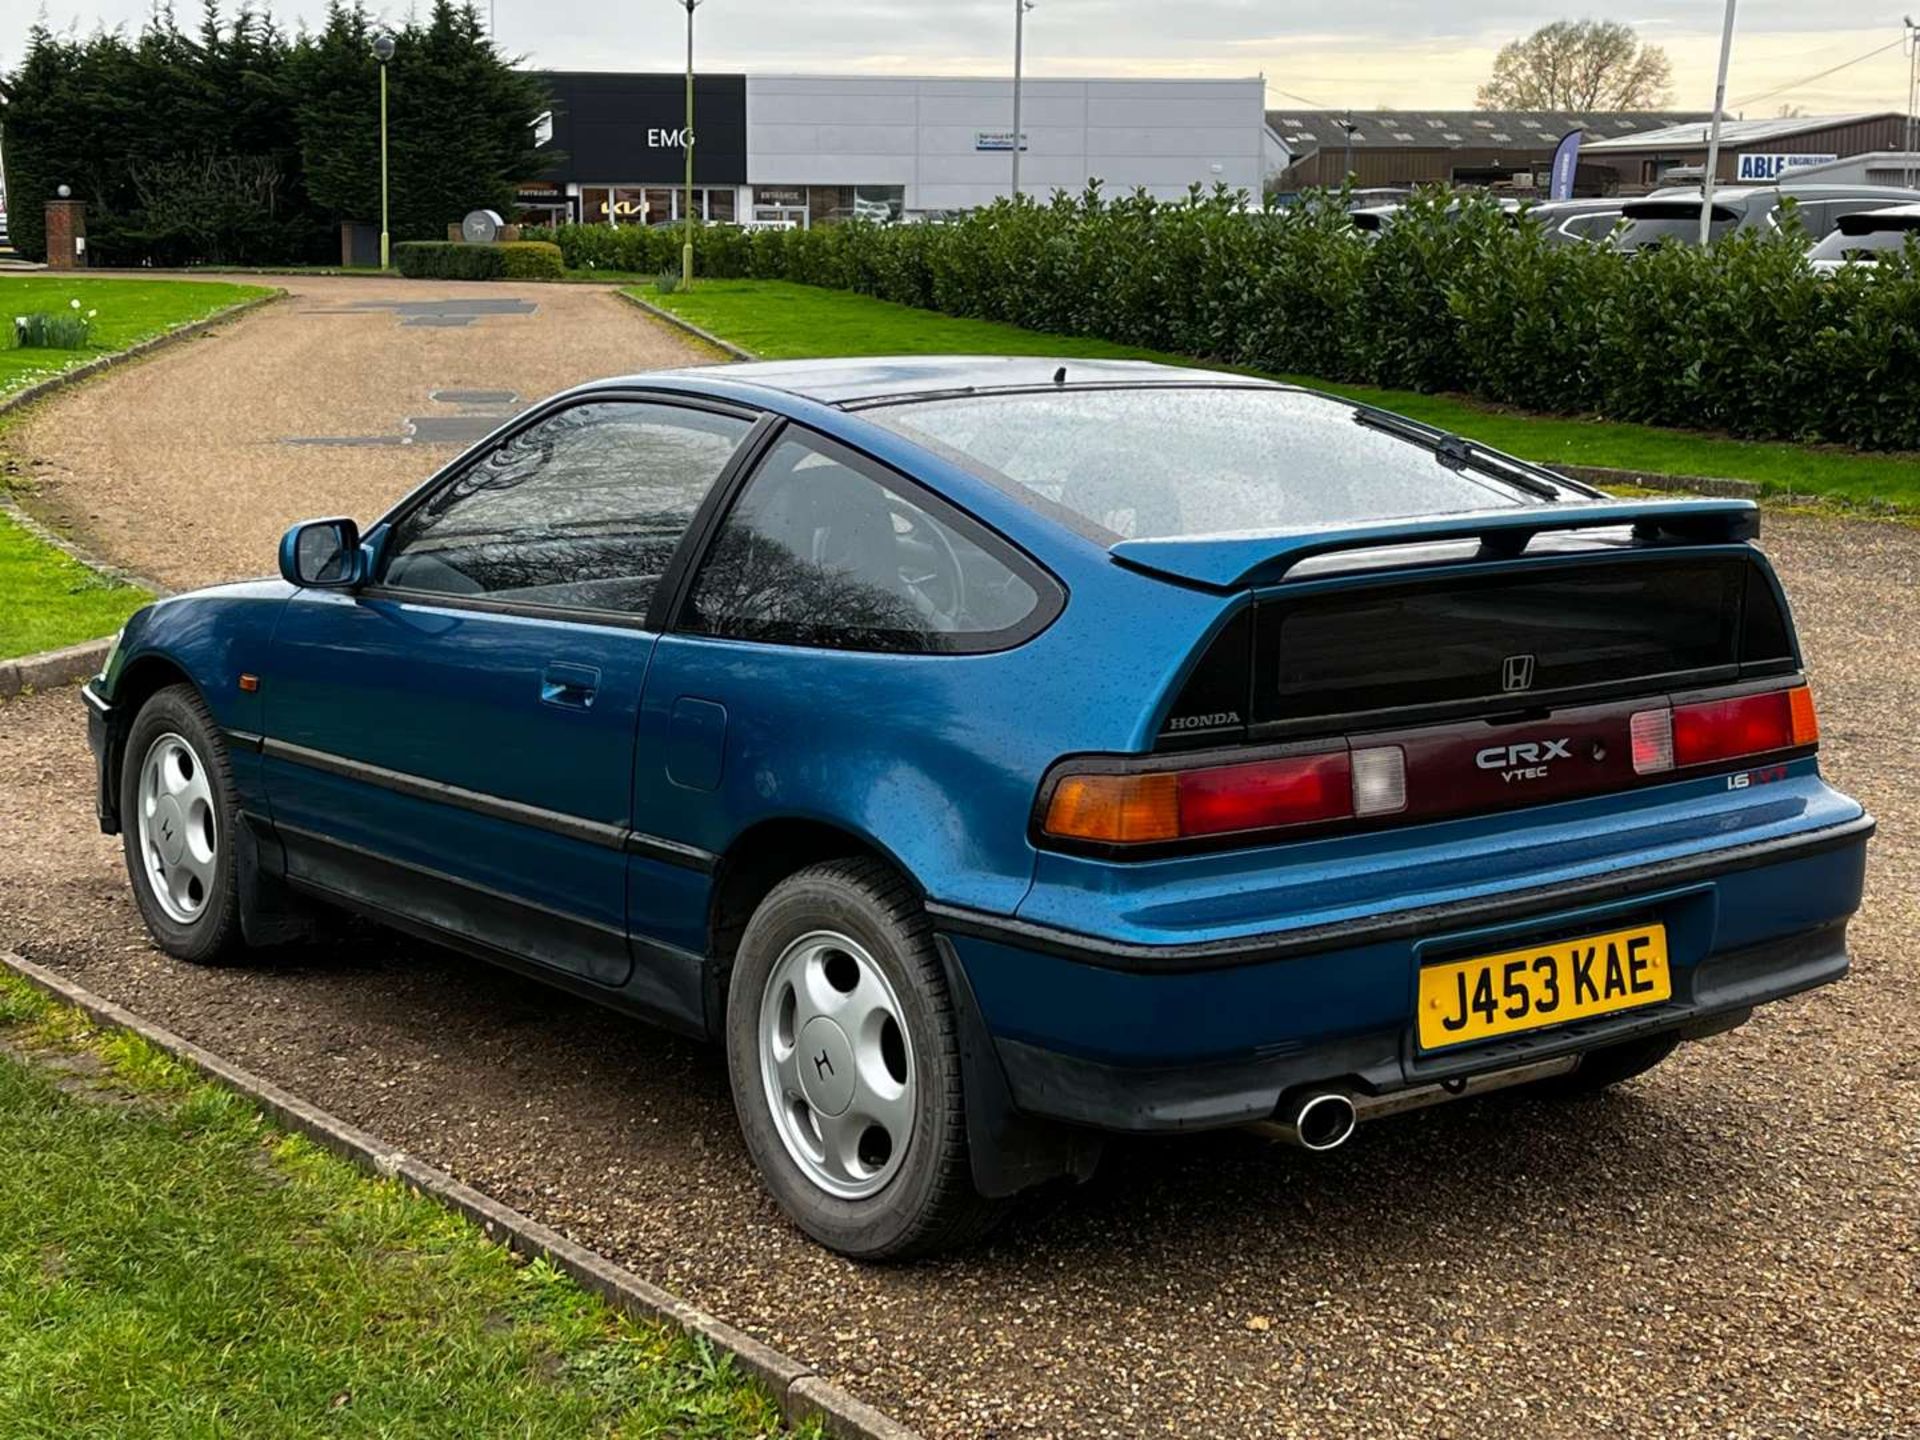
[1042, 745, 1410, 845]
[1046, 685, 1818, 850]
[1631, 685, 1818, 777]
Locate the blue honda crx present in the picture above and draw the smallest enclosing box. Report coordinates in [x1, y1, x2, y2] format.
[84, 358, 1871, 1259]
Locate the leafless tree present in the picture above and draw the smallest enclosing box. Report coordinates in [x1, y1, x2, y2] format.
[1477, 20, 1674, 111]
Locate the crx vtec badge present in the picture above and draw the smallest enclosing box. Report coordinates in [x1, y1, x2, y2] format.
[1501, 653, 1536, 693]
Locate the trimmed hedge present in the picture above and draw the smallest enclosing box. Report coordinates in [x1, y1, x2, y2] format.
[533, 187, 1920, 452]
[393, 240, 564, 281]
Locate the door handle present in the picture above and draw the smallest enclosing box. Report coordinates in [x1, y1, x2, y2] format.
[540, 662, 601, 710]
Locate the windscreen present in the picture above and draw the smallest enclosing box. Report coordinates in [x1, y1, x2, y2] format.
[867, 388, 1527, 542]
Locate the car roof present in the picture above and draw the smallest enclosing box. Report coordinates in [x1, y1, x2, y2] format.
[1838, 202, 1920, 225]
[1525, 197, 1624, 214]
[1637, 184, 1920, 206]
[624, 356, 1275, 408]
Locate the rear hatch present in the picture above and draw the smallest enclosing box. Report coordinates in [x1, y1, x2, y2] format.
[1043, 500, 1811, 848]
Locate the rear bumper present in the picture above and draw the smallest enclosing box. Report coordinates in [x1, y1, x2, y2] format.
[935, 814, 1871, 1133]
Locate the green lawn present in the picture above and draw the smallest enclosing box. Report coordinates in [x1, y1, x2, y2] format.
[0, 514, 148, 660]
[0, 973, 814, 1439]
[1, 276, 274, 662]
[0, 275, 271, 397]
[643, 279, 1920, 509]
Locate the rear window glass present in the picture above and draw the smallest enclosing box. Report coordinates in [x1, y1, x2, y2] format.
[866, 388, 1526, 542]
[1617, 204, 1739, 249]
[1810, 227, 1916, 262]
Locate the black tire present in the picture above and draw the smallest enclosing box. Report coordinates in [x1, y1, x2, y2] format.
[1534, 1034, 1682, 1098]
[724, 857, 1005, 1261]
[119, 684, 249, 966]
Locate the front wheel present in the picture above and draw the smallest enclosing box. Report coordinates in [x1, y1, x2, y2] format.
[724, 858, 1003, 1260]
[120, 684, 248, 965]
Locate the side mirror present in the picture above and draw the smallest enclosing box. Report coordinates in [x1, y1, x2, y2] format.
[279, 517, 362, 588]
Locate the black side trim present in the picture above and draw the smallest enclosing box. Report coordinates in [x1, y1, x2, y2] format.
[277, 821, 711, 1036]
[260, 737, 718, 870]
[931, 814, 1875, 974]
[225, 728, 265, 752]
[624, 831, 719, 873]
[276, 819, 627, 937]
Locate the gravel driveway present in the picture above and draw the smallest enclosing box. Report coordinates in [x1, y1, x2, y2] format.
[6, 272, 709, 592]
[2, 296, 1916, 1436]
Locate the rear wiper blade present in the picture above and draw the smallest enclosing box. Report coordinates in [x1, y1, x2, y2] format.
[1353, 408, 1564, 502]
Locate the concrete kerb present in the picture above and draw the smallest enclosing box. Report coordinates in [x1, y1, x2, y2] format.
[0, 951, 923, 1440]
[616, 290, 759, 362]
[0, 639, 113, 700]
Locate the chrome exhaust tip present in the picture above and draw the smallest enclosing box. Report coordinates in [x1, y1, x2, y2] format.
[1264, 1090, 1358, 1152]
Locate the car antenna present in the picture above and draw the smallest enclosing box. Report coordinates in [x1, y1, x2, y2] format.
[1053, 365, 1068, 385]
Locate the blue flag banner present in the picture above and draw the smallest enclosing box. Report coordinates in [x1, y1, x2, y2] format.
[1549, 129, 1584, 201]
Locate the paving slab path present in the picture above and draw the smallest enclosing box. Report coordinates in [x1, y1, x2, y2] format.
[5, 272, 709, 592]
[2, 291, 1918, 1435]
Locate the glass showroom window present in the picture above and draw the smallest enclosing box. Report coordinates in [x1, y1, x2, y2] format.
[579, 187, 738, 225]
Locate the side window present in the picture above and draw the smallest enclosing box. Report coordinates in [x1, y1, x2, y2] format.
[683, 432, 1056, 653]
[381, 400, 752, 616]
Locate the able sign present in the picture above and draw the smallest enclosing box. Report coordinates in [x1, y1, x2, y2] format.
[1736, 153, 1838, 183]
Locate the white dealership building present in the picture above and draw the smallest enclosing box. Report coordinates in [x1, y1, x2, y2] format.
[522, 72, 1271, 227]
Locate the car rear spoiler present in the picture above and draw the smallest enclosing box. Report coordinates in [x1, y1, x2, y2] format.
[1109, 498, 1760, 590]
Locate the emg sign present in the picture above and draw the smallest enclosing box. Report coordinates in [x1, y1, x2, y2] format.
[1736, 153, 1838, 183]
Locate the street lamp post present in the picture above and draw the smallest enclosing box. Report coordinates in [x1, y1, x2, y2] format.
[679, 0, 701, 288]
[1907, 17, 1918, 192]
[1011, 0, 1033, 199]
[373, 33, 395, 269]
[1699, 0, 1737, 246]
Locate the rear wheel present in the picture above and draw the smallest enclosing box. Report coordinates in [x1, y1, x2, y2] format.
[120, 684, 248, 966]
[1536, 1034, 1681, 1098]
[724, 857, 1003, 1260]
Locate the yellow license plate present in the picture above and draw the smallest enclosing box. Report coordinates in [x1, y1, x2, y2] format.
[1417, 923, 1671, 1052]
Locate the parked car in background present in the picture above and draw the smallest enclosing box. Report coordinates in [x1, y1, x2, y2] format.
[1349, 204, 1400, 236]
[1613, 184, 1920, 251]
[1522, 197, 1627, 246]
[1349, 195, 1522, 238]
[84, 358, 1872, 1260]
[1807, 203, 1920, 273]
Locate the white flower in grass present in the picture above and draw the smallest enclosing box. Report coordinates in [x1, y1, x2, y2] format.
[70, 298, 82, 310]
[86, 309, 97, 319]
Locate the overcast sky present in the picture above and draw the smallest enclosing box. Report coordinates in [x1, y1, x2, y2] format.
[7, 2, 1914, 114]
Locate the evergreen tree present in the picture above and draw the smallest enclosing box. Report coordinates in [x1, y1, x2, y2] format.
[1, 1, 552, 263]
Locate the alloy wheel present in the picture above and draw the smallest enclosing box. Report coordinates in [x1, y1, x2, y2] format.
[136, 732, 218, 925]
[757, 929, 917, 1201]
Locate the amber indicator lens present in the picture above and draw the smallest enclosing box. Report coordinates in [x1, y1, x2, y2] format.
[1044, 753, 1352, 844]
